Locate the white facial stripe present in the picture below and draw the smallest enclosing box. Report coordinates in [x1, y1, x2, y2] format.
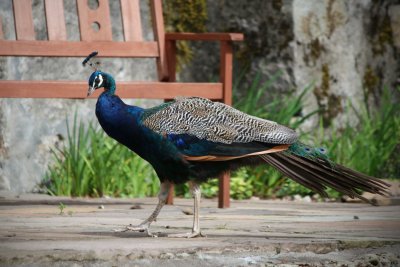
[98, 74, 103, 87]
[92, 79, 96, 88]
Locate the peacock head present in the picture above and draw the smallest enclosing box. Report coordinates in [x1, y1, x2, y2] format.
[87, 70, 106, 97]
[83, 51, 113, 97]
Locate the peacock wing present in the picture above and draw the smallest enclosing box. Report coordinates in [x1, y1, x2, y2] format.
[142, 97, 298, 145]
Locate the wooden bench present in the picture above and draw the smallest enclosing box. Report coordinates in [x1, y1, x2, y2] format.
[0, 0, 243, 208]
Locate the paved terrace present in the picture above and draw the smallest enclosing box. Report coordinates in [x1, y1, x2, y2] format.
[0, 193, 399, 266]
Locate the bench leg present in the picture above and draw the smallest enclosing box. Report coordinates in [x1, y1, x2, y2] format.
[166, 184, 174, 205]
[218, 171, 230, 208]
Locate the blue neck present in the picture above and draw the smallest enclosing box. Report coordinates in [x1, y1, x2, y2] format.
[103, 73, 116, 95]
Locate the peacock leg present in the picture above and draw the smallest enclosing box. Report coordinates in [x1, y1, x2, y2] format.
[168, 181, 205, 238]
[114, 181, 171, 237]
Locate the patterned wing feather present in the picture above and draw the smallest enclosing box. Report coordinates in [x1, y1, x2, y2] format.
[142, 97, 298, 145]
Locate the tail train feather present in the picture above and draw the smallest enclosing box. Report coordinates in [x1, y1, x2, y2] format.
[259, 152, 390, 204]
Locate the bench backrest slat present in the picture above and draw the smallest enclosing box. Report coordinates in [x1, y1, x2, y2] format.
[13, 0, 35, 40]
[120, 0, 143, 42]
[0, 41, 159, 57]
[76, 0, 113, 41]
[44, 0, 67, 41]
[150, 0, 168, 81]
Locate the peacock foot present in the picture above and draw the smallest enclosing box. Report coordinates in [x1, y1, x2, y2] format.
[168, 231, 206, 238]
[113, 223, 158, 237]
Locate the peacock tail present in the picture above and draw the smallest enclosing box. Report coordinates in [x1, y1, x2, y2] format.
[260, 142, 389, 203]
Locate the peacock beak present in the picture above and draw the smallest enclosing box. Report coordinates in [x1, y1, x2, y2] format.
[87, 86, 95, 97]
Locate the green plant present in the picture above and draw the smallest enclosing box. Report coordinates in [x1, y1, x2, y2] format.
[313, 87, 400, 179]
[199, 169, 253, 200]
[58, 202, 66, 215]
[42, 115, 159, 198]
[231, 71, 317, 199]
[229, 169, 253, 200]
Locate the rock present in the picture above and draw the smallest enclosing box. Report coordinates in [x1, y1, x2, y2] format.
[361, 181, 400, 206]
[384, 180, 400, 196]
[302, 195, 312, 203]
[98, 205, 104, 210]
[292, 194, 303, 202]
[389, 5, 400, 49]
[181, 207, 194, 215]
[341, 195, 362, 203]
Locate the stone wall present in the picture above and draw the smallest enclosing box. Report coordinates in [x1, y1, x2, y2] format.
[182, 0, 399, 129]
[292, 0, 400, 128]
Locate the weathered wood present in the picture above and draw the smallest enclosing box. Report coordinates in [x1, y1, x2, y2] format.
[166, 32, 244, 41]
[13, 0, 35, 40]
[166, 40, 177, 82]
[218, 41, 234, 208]
[0, 40, 159, 57]
[44, 0, 67, 40]
[76, 0, 112, 41]
[220, 41, 233, 106]
[164, 39, 177, 205]
[219, 172, 231, 208]
[150, 0, 169, 81]
[0, 81, 223, 99]
[120, 0, 142, 41]
[166, 184, 174, 205]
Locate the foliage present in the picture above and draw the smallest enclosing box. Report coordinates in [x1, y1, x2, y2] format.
[41, 115, 159, 198]
[200, 168, 253, 200]
[312, 87, 400, 179]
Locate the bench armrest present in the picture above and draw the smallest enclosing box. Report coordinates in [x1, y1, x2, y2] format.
[165, 32, 244, 42]
[164, 32, 243, 107]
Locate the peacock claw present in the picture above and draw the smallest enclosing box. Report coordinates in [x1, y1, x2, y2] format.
[168, 231, 206, 238]
[113, 224, 157, 237]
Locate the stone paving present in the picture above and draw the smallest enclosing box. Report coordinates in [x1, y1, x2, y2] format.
[0, 193, 399, 266]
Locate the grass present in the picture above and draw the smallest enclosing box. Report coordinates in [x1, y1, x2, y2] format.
[312, 88, 400, 179]
[41, 114, 159, 198]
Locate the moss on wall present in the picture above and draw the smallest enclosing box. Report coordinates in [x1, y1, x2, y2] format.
[326, 0, 345, 38]
[369, 3, 394, 55]
[363, 65, 380, 96]
[163, 0, 208, 70]
[303, 38, 325, 66]
[313, 64, 343, 127]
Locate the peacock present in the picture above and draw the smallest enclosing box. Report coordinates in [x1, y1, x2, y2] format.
[83, 52, 389, 238]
